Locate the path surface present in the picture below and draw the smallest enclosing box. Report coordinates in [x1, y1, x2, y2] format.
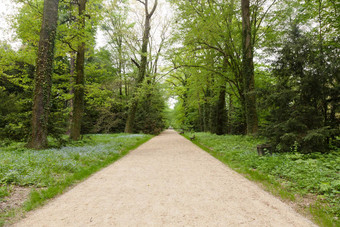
[13, 130, 316, 227]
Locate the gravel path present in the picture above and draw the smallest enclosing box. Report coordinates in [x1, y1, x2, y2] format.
[13, 130, 316, 227]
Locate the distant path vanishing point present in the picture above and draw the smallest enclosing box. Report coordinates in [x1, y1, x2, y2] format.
[13, 130, 316, 227]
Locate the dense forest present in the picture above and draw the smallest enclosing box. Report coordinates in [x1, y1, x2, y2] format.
[0, 0, 338, 152]
[1, 0, 169, 149]
[0, 0, 339, 225]
[167, 0, 339, 153]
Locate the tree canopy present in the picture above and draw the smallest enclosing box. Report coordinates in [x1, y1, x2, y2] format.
[0, 0, 338, 153]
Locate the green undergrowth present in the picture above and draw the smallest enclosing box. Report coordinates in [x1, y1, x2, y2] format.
[0, 133, 153, 226]
[184, 132, 339, 227]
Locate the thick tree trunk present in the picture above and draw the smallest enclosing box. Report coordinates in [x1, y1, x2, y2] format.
[125, 0, 157, 133]
[29, 0, 60, 149]
[241, 0, 258, 134]
[70, 0, 86, 140]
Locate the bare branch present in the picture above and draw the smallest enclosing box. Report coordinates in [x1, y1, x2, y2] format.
[148, 0, 158, 17]
[136, 0, 145, 5]
[255, 0, 278, 33]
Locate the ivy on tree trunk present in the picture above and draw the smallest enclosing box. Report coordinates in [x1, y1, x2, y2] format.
[29, 0, 60, 149]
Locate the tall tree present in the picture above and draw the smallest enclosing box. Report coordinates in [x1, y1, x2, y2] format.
[241, 0, 258, 134]
[101, 0, 130, 97]
[125, 0, 158, 133]
[29, 0, 60, 149]
[70, 0, 87, 140]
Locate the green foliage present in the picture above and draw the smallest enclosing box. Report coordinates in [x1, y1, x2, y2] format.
[0, 45, 33, 141]
[262, 24, 339, 153]
[0, 186, 10, 201]
[0, 0, 168, 145]
[166, 0, 267, 135]
[186, 132, 340, 226]
[168, 0, 339, 142]
[83, 84, 127, 133]
[134, 84, 168, 134]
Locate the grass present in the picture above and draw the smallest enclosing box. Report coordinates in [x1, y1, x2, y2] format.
[0, 186, 10, 199]
[0, 133, 153, 226]
[183, 132, 340, 227]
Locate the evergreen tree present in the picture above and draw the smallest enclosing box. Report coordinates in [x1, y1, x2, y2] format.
[264, 24, 339, 153]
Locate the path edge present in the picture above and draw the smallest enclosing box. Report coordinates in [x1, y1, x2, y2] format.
[178, 132, 326, 227]
[2, 135, 154, 227]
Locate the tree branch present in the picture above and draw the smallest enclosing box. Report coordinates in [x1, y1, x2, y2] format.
[149, 0, 158, 17]
[136, 0, 145, 5]
[131, 58, 140, 68]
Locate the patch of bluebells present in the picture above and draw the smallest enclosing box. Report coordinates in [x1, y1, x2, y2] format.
[0, 134, 149, 187]
[115, 134, 145, 139]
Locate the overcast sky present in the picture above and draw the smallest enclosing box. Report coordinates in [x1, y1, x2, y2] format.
[0, 0, 173, 49]
[0, 0, 21, 47]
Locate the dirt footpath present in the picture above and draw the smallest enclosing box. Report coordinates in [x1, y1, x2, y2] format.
[13, 130, 316, 227]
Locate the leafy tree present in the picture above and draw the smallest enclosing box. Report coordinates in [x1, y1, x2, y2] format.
[134, 83, 167, 134]
[125, 0, 158, 133]
[167, 0, 277, 135]
[81, 48, 125, 134]
[100, 0, 131, 97]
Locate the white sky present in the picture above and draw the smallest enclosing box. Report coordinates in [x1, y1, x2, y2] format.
[0, 0, 173, 49]
[0, 0, 21, 48]
[98, 0, 173, 46]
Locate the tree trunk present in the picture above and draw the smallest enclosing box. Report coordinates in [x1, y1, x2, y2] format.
[215, 57, 228, 135]
[203, 97, 210, 132]
[241, 0, 258, 134]
[125, 76, 128, 97]
[29, 0, 60, 149]
[125, 0, 158, 133]
[67, 51, 76, 135]
[227, 93, 233, 134]
[198, 95, 204, 132]
[70, 0, 86, 140]
[215, 83, 227, 135]
[118, 36, 123, 97]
